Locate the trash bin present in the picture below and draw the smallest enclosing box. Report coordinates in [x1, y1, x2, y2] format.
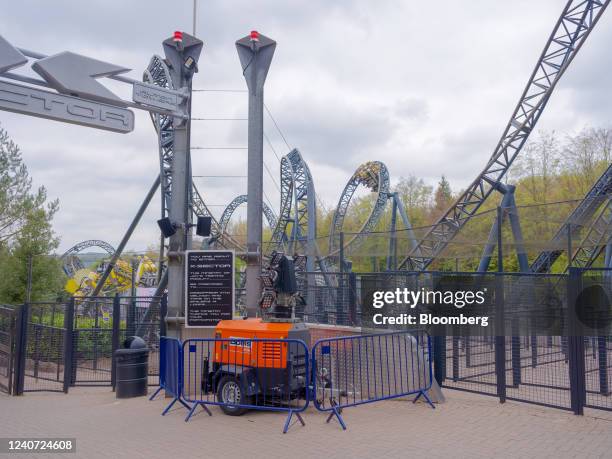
[115, 336, 149, 398]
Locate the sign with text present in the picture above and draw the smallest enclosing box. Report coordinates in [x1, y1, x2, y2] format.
[185, 250, 235, 328]
[132, 81, 179, 112]
[0, 80, 135, 133]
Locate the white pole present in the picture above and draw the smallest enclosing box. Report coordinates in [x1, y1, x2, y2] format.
[193, 0, 197, 37]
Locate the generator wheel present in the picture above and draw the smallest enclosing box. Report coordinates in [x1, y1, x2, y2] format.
[217, 375, 249, 416]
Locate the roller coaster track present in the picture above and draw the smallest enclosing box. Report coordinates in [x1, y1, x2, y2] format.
[143, 56, 174, 223]
[571, 196, 612, 268]
[191, 185, 244, 249]
[268, 149, 316, 255]
[399, 0, 610, 271]
[61, 240, 115, 276]
[328, 161, 390, 258]
[143, 57, 393, 268]
[531, 163, 612, 272]
[218, 195, 277, 235]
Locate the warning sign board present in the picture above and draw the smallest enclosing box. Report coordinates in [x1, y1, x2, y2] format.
[184, 250, 235, 327]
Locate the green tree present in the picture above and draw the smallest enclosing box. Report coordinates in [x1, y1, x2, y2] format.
[395, 174, 433, 227]
[0, 125, 64, 304]
[431, 175, 453, 221]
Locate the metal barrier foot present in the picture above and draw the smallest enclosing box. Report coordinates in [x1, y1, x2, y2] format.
[149, 386, 163, 401]
[326, 406, 347, 430]
[413, 391, 435, 409]
[185, 402, 213, 422]
[283, 410, 306, 434]
[161, 396, 191, 416]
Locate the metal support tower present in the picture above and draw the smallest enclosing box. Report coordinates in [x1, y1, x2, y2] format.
[236, 32, 276, 316]
[162, 33, 203, 322]
[386, 192, 419, 271]
[144, 55, 175, 280]
[478, 184, 529, 273]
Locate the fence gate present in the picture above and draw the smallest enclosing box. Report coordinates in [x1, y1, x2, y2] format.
[0, 305, 17, 394]
[72, 297, 115, 386]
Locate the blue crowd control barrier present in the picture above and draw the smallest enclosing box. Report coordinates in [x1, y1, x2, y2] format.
[150, 337, 192, 416]
[311, 330, 435, 430]
[182, 338, 310, 433]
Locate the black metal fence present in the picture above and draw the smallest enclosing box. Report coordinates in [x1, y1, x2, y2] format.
[4, 266, 611, 418]
[4, 294, 166, 395]
[298, 272, 358, 326]
[297, 268, 611, 415]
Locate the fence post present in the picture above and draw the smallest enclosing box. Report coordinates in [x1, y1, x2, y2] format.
[494, 282, 506, 403]
[13, 303, 29, 395]
[452, 335, 459, 382]
[530, 335, 538, 368]
[511, 320, 521, 387]
[339, 231, 345, 273]
[160, 294, 168, 338]
[127, 296, 136, 338]
[7, 311, 16, 395]
[32, 323, 40, 379]
[567, 267, 585, 415]
[71, 328, 78, 386]
[111, 294, 120, 390]
[92, 301, 100, 371]
[348, 272, 357, 326]
[338, 232, 345, 325]
[62, 297, 75, 393]
[598, 336, 609, 396]
[494, 207, 507, 403]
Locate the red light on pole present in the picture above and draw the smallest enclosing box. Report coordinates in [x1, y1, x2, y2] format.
[173, 31, 183, 43]
[250, 30, 259, 42]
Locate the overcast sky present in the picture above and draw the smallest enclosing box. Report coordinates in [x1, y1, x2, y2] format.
[1, 0, 611, 253]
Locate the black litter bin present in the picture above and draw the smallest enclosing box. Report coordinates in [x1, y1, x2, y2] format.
[115, 336, 149, 398]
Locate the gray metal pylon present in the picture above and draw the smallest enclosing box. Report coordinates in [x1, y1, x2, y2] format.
[237, 32, 276, 317]
[477, 184, 529, 273]
[162, 32, 203, 323]
[386, 192, 420, 271]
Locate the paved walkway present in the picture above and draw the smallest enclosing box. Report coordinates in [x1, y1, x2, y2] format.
[1, 388, 611, 458]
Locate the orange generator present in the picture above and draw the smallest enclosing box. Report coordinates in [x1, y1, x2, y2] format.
[201, 254, 310, 415]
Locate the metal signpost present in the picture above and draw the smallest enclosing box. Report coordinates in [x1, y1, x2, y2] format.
[236, 31, 276, 317]
[184, 250, 235, 327]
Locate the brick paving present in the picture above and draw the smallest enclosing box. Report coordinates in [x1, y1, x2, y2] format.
[1, 388, 611, 459]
